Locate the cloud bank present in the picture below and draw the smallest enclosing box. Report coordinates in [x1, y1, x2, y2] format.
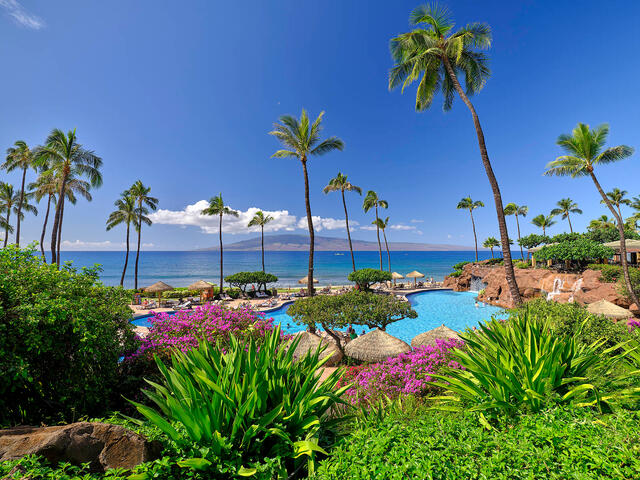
[61, 240, 155, 251]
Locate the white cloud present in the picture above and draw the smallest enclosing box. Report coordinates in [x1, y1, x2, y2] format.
[0, 0, 43, 29]
[410, 219, 424, 223]
[390, 224, 416, 231]
[360, 225, 377, 231]
[61, 240, 154, 251]
[296, 216, 357, 232]
[447, 234, 452, 239]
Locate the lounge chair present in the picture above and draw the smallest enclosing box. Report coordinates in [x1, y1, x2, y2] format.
[172, 301, 192, 311]
[256, 291, 269, 298]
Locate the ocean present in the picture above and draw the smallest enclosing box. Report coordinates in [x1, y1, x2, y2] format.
[57, 250, 511, 289]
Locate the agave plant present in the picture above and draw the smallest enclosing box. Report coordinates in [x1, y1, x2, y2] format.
[431, 308, 624, 415]
[130, 327, 348, 477]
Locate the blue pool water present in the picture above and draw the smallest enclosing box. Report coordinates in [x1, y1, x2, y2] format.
[133, 290, 505, 344]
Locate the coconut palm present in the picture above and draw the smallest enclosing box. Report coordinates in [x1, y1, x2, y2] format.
[602, 188, 631, 221]
[457, 197, 484, 262]
[269, 110, 344, 296]
[0, 182, 37, 247]
[247, 210, 274, 272]
[389, 3, 521, 305]
[3, 141, 37, 246]
[363, 191, 389, 270]
[323, 172, 362, 272]
[503, 203, 528, 260]
[531, 214, 556, 236]
[373, 216, 391, 272]
[127, 180, 158, 290]
[35, 129, 102, 266]
[106, 193, 141, 286]
[483, 236, 500, 258]
[544, 122, 638, 307]
[588, 215, 616, 231]
[202, 194, 238, 295]
[550, 198, 582, 233]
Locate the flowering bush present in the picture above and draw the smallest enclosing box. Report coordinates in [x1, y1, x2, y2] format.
[338, 338, 463, 406]
[628, 318, 640, 331]
[130, 303, 276, 361]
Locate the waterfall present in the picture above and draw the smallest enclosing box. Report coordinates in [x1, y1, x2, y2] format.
[546, 278, 563, 301]
[568, 278, 583, 303]
[470, 275, 487, 293]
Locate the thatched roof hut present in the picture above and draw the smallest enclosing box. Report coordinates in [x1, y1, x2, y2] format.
[188, 280, 214, 291]
[144, 281, 174, 293]
[289, 331, 342, 366]
[411, 324, 460, 348]
[298, 276, 319, 284]
[586, 299, 632, 320]
[344, 329, 410, 363]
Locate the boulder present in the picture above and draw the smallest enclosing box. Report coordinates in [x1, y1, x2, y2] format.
[0, 422, 161, 472]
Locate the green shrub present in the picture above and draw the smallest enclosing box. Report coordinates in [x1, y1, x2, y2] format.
[484, 258, 503, 266]
[130, 327, 348, 478]
[347, 269, 392, 291]
[514, 260, 530, 269]
[0, 245, 137, 425]
[161, 288, 202, 299]
[517, 233, 550, 249]
[313, 407, 640, 480]
[533, 239, 614, 263]
[452, 261, 470, 271]
[448, 270, 462, 277]
[586, 263, 622, 282]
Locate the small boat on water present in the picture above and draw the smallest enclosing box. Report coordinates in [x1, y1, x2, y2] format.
[334, 253, 344, 256]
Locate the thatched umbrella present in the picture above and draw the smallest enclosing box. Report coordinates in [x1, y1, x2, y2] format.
[344, 329, 410, 363]
[586, 299, 632, 320]
[391, 271, 404, 287]
[188, 280, 215, 301]
[298, 276, 319, 284]
[411, 324, 460, 348]
[288, 332, 343, 366]
[405, 270, 425, 287]
[144, 281, 174, 304]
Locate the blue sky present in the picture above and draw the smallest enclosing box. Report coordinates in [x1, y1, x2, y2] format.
[1, 0, 639, 251]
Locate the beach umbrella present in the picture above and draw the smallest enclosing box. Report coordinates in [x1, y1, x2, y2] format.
[411, 324, 460, 349]
[391, 271, 404, 286]
[405, 270, 425, 287]
[344, 329, 410, 363]
[586, 299, 632, 320]
[298, 276, 319, 285]
[144, 281, 174, 304]
[188, 280, 215, 301]
[288, 332, 343, 366]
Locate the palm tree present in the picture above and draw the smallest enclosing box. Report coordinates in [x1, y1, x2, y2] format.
[602, 188, 631, 221]
[127, 180, 158, 290]
[457, 197, 484, 262]
[35, 129, 102, 266]
[588, 215, 616, 231]
[269, 109, 344, 296]
[531, 214, 556, 236]
[483, 236, 500, 258]
[0, 182, 37, 247]
[323, 172, 362, 272]
[503, 203, 528, 260]
[3, 141, 36, 246]
[545, 123, 639, 308]
[373, 216, 391, 272]
[248, 210, 274, 272]
[202, 194, 238, 295]
[550, 198, 582, 233]
[389, 4, 521, 305]
[106, 193, 140, 286]
[363, 191, 389, 270]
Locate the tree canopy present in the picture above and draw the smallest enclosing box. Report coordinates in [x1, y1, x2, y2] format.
[533, 239, 614, 262]
[347, 268, 393, 290]
[224, 271, 278, 293]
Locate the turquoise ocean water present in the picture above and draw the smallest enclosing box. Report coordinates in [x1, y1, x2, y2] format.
[58, 250, 509, 289]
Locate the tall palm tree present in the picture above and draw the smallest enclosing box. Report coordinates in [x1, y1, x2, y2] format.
[106, 193, 140, 286]
[363, 191, 389, 270]
[545, 123, 639, 308]
[247, 210, 274, 272]
[35, 129, 102, 266]
[0, 182, 37, 247]
[483, 236, 500, 258]
[588, 215, 616, 231]
[127, 180, 158, 290]
[531, 214, 556, 236]
[202, 194, 238, 295]
[503, 203, 528, 260]
[269, 109, 344, 296]
[3, 141, 36, 246]
[551, 198, 582, 233]
[323, 172, 362, 272]
[389, 4, 521, 305]
[602, 188, 631, 221]
[373, 216, 391, 272]
[457, 197, 484, 262]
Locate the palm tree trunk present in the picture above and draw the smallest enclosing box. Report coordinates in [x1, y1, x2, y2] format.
[567, 214, 573, 233]
[490, 247, 494, 259]
[470, 210, 478, 262]
[515, 213, 523, 260]
[134, 205, 142, 290]
[342, 190, 356, 272]
[542, 226, 546, 236]
[382, 228, 391, 272]
[219, 212, 224, 295]
[301, 159, 315, 296]
[261, 224, 265, 272]
[40, 195, 51, 260]
[3, 210, 10, 247]
[50, 173, 68, 266]
[56, 198, 64, 265]
[590, 172, 640, 307]
[15, 167, 26, 247]
[442, 55, 522, 306]
[375, 205, 382, 270]
[120, 222, 130, 286]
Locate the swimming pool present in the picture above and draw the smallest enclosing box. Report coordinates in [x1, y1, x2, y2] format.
[131, 290, 505, 344]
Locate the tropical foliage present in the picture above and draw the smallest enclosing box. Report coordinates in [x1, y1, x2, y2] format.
[550, 198, 582, 233]
[362, 191, 388, 270]
[457, 197, 484, 262]
[323, 173, 361, 272]
[3, 140, 36, 246]
[531, 213, 556, 236]
[127, 180, 158, 289]
[347, 268, 392, 290]
[224, 271, 278, 294]
[201, 193, 237, 295]
[247, 210, 274, 272]
[503, 203, 528, 259]
[482, 236, 499, 258]
[533, 239, 615, 263]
